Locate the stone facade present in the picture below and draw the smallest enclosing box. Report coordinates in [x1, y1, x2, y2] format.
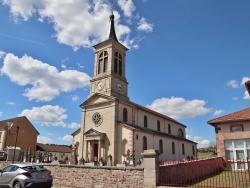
[74, 14, 197, 167]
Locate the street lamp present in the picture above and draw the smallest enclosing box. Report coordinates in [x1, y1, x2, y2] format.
[7, 122, 20, 163]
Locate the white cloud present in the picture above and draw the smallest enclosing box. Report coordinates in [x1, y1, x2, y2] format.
[37, 136, 52, 144]
[147, 97, 211, 120]
[1, 53, 90, 101]
[77, 63, 84, 69]
[2, 0, 38, 22]
[233, 97, 238, 100]
[59, 134, 72, 142]
[6, 102, 15, 105]
[0, 111, 2, 116]
[193, 136, 211, 148]
[186, 135, 192, 140]
[241, 76, 250, 85]
[200, 140, 210, 148]
[0, 51, 6, 59]
[117, 0, 136, 17]
[72, 95, 79, 101]
[186, 128, 193, 133]
[243, 90, 250, 99]
[67, 122, 80, 129]
[18, 105, 79, 128]
[193, 136, 201, 142]
[213, 110, 224, 116]
[2, 0, 134, 50]
[241, 77, 250, 99]
[227, 80, 239, 88]
[137, 17, 153, 32]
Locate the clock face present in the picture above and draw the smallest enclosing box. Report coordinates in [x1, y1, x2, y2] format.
[97, 81, 104, 90]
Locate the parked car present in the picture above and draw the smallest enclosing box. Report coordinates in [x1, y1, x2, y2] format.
[0, 163, 53, 188]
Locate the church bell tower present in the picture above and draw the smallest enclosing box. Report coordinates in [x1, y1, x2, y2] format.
[89, 13, 129, 101]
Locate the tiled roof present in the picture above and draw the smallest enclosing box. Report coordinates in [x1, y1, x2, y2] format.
[208, 107, 250, 125]
[80, 93, 186, 128]
[36, 143, 71, 153]
[71, 128, 80, 136]
[119, 122, 197, 144]
[129, 101, 186, 128]
[0, 116, 23, 129]
[0, 116, 39, 134]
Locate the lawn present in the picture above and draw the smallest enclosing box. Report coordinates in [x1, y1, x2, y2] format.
[192, 170, 250, 187]
[197, 151, 217, 159]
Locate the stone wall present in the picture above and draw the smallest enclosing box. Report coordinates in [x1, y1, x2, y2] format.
[46, 165, 144, 188]
[0, 162, 144, 188]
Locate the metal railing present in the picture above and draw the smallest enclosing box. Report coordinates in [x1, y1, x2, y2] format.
[159, 158, 250, 187]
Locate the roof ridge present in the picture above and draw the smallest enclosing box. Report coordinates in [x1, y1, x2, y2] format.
[208, 107, 250, 124]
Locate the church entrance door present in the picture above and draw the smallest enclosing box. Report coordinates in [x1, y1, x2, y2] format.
[93, 143, 98, 162]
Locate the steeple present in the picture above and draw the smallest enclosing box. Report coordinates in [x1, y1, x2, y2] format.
[89, 11, 129, 101]
[108, 13, 118, 41]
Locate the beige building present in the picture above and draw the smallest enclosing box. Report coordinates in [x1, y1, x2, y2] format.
[73, 13, 197, 165]
[36, 143, 71, 163]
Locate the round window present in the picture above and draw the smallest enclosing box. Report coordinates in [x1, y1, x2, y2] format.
[92, 112, 102, 126]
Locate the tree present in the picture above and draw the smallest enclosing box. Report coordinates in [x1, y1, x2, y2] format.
[209, 141, 217, 154]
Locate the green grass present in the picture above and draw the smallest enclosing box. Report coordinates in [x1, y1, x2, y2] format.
[197, 151, 217, 159]
[192, 170, 250, 187]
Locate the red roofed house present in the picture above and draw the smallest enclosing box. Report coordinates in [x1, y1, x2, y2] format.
[36, 143, 71, 163]
[207, 81, 250, 169]
[208, 108, 250, 163]
[0, 116, 39, 152]
[0, 116, 39, 161]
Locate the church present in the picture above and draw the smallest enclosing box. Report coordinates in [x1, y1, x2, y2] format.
[72, 13, 197, 165]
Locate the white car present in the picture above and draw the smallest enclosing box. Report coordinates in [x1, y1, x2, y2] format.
[0, 163, 53, 188]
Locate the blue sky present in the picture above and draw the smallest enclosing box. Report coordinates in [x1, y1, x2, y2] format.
[0, 0, 249, 148]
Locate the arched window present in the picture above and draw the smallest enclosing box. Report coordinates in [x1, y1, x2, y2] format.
[143, 136, 147, 151]
[157, 120, 160, 131]
[98, 59, 102, 74]
[182, 143, 185, 155]
[114, 52, 122, 75]
[119, 60, 122, 75]
[178, 128, 184, 137]
[144, 116, 148, 128]
[114, 58, 118, 73]
[172, 142, 175, 154]
[103, 51, 108, 73]
[98, 51, 108, 74]
[123, 108, 128, 122]
[168, 124, 171, 134]
[159, 140, 163, 154]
